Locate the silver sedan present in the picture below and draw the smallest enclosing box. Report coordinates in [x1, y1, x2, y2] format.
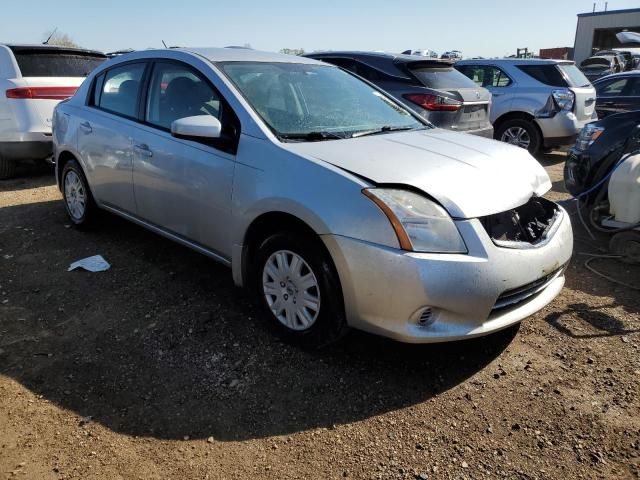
[53, 48, 573, 347]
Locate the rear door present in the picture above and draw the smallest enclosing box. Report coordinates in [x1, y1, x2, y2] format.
[76, 62, 147, 213]
[131, 60, 238, 257]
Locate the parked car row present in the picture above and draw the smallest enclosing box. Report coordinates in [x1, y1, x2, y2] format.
[51, 47, 573, 347]
[304, 52, 493, 138]
[454, 58, 597, 155]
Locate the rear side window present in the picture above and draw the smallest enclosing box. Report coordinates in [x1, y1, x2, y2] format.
[517, 65, 568, 87]
[596, 78, 629, 96]
[96, 63, 146, 118]
[409, 65, 478, 89]
[10, 48, 105, 77]
[457, 65, 512, 88]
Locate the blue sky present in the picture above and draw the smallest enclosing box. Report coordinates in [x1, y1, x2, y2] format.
[2, 0, 639, 57]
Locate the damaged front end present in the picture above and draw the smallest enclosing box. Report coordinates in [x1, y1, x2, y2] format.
[479, 197, 562, 249]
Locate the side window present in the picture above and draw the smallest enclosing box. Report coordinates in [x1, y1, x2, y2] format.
[98, 63, 146, 118]
[627, 78, 640, 96]
[145, 62, 220, 130]
[353, 62, 385, 82]
[322, 58, 359, 74]
[91, 73, 105, 106]
[457, 65, 485, 86]
[596, 78, 629, 96]
[486, 67, 512, 87]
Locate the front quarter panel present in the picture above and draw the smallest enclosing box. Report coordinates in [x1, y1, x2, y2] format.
[231, 135, 402, 280]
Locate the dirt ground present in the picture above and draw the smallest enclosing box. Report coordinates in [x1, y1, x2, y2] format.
[0, 155, 639, 480]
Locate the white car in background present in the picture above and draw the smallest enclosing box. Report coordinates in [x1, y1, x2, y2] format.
[0, 44, 106, 178]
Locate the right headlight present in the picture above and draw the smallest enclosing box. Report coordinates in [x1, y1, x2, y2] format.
[363, 188, 467, 253]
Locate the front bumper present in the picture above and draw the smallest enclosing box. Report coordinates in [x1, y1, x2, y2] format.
[536, 113, 592, 148]
[322, 208, 573, 343]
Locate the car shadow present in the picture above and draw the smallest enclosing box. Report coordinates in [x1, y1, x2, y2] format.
[0, 200, 516, 441]
[0, 161, 56, 192]
[536, 150, 567, 167]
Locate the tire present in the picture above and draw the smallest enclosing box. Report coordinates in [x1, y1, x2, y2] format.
[609, 231, 640, 264]
[0, 155, 16, 179]
[495, 119, 542, 156]
[61, 159, 97, 227]
[252, 231, 348, 348]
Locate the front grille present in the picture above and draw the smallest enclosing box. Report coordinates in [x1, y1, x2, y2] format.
[493, 265, 565, 311]
[480, 197, 560, 248]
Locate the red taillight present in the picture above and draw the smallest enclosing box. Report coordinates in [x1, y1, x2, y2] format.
[6, 87, 77, 100]
[403, 93, 462, 111]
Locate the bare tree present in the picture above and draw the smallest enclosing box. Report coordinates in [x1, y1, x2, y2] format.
[279, 48, 305, 56]
[43, 30, 81, 48]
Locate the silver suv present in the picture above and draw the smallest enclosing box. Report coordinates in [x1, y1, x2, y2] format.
[456, 59, 596, 155]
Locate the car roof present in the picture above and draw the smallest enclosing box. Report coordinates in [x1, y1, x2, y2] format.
[593, 70, 640, 82]
[457, 58, 573, 66]
[2, 43, 105, 56]
[306, 50, 453, 65]
[179, 47, 321, 64]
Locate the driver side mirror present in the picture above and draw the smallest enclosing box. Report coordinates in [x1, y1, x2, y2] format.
[171, 115, 222, 141]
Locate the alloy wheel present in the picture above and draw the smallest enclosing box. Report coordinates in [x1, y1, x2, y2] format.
[501, 126, 531, 149]
[64, 170, 87, 220]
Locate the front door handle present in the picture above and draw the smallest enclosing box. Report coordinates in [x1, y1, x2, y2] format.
[79, 121, 92, 133]
[134, 143, 153, 157]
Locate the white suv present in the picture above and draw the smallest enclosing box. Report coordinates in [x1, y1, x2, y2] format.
[0, 44, 105, 178]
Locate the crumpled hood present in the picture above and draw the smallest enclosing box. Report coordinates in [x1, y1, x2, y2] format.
[284, 128, 551, 218]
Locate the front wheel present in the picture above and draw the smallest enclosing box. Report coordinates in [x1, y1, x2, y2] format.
[61, 159, 97, 227]
[495, 119, 542, 156]
[252, 232, 348, 348]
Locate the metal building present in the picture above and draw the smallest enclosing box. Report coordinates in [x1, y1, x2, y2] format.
[573, 8, 640, 65]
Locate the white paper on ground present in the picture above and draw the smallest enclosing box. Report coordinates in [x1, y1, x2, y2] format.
[68, 255, 111, 272]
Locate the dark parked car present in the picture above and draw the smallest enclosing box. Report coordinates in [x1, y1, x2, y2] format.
[580, 56, 618, 82]
[565, 110, 640, 197]
[592, 72, 640, 118]
[305, 51, 493, 137]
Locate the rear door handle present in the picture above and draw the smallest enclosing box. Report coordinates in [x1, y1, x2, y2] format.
[134, 143, 153, 157]
[79, 121, 92, 133]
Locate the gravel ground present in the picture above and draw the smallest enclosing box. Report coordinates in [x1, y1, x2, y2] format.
[0, 155, 639, 480]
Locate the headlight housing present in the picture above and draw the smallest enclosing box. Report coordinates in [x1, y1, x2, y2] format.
[575, 123, 604, 151]
[363, 188, 467, 253]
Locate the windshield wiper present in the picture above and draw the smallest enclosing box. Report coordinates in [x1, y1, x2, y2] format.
[279, 131, 346, 142]
[350, 125, 425, 138]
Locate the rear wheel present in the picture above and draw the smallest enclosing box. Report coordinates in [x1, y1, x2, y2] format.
[0, 155, 16, 179]
[62, 159, 96, 227]
[252, 232, 348, 348]
[496, 119, 541, 156]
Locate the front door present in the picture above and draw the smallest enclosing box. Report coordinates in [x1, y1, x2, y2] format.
[132, 61, 239, 258]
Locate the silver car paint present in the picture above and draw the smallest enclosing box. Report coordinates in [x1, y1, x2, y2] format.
[54, 48, 572, 343]
[457, 59, 596, 143]
[284, 128, 551, 219]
